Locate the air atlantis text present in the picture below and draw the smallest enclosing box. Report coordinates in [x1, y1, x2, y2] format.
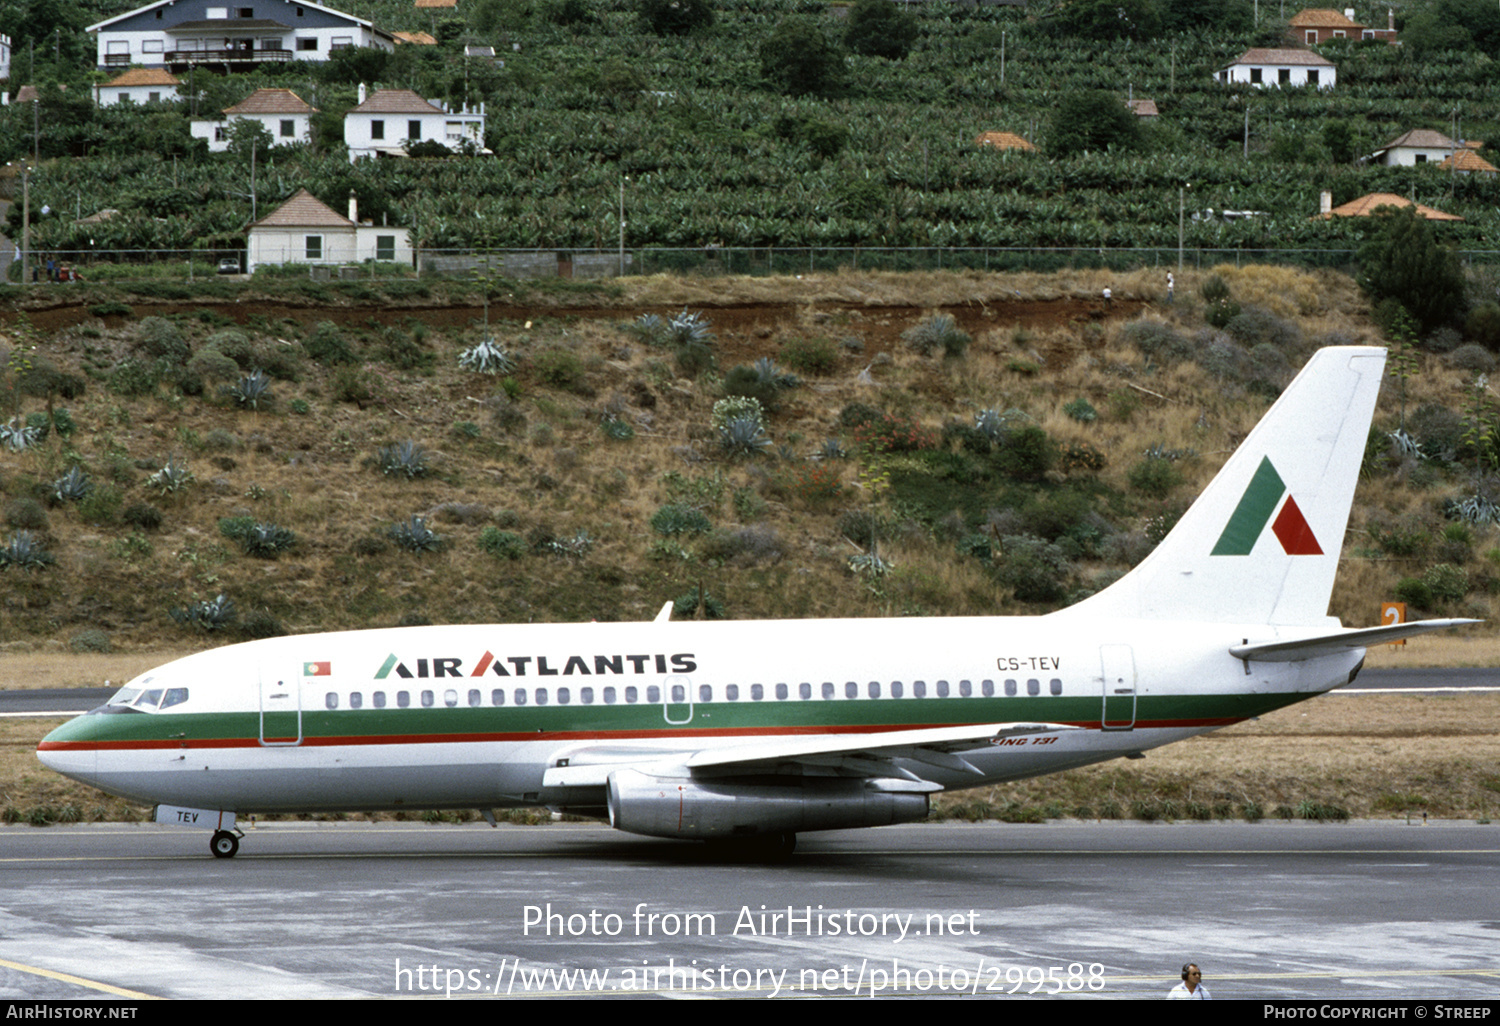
[522, 903, 981, 942]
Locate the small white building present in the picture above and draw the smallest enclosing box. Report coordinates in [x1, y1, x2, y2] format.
[191, 87, 316, 151]
[247, 188, 411, 271]
[94, 67, 182, 106]
[86, 0, 393, 71]
[1367, 129, 1459, 166]
[343, 85, 484, 162]
[1217, 48, 1336, 89]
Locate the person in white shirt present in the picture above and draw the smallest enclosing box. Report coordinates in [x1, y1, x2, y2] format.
[1167, 963, 1211, 999]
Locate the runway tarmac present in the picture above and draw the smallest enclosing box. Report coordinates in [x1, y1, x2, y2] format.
[1, 820, 1496, 1000]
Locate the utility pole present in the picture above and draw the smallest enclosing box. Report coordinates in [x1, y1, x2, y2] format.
[21, 166, 30, 286]
[618, 174, 627, 277]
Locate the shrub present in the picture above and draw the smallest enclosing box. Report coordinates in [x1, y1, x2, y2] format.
[1423, 562, 1470, 602]
[304, 321, 357, 365]
[1058, 440, 1107, 473]
[239, 523, 296, 559]
[638, 0, 712, 35]
[478, 527, 526, 559]
[532, 349, 587, 391]
[134, 316, 188, 362]
[1449, 344, 1496, 375]
[69, 629, 111, 653]
[1120, 319, 1192, 363]
[994, 534, 1070, 603]
[780, 336, 838, 375]
[853, 413, 939, 453]
[1063, 398, 1097, 423]
[1128, 456, 1182, 498]
[122, 503, 163, 531]
[845, 0, 919, 58]
[786, 463, 844, 506]
[4, 498, 49, 530]
[994, 426, 1055, 482]
[712, 396, 765, 434]
[1393, 577, 1433, 609]
[650, 504, 713, 536]
[902, 313, 971, 357]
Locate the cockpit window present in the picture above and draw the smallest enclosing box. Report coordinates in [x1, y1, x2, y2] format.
[134, 689, 164, 709]
[160, 688, 189, 709]
[106, 688, 142, 706]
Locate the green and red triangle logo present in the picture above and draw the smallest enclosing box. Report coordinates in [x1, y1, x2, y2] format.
[1212, 457, 1322, 556]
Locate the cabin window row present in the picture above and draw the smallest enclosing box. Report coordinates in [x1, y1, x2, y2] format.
[322, 678, 1066, 710]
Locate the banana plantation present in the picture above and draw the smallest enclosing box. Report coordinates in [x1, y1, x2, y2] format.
[6, 0, 1500, 259]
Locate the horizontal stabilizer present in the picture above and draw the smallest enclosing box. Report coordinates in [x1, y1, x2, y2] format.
[1229, 619, 1480, 662]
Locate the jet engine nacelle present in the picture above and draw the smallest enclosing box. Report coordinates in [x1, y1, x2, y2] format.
[605, 768, 929, 840]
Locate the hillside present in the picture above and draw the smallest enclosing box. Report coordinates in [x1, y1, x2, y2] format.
[0, 264, 1495, 657]
[9, 0, 1500, 259]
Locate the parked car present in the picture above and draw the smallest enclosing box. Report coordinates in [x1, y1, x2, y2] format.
[217, 257, 241, 275]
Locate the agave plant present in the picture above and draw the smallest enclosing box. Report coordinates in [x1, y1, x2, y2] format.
[53, 467, 93, 503]
[0, 417, 42, 452]
[753, 357, 801, 390]
[228, 369, 273, 410]
[169, 594, 237, 630]
[719, 415, 772, 458]
[148, 457, 195, 495]
[0, 531, 56, 571]
[376, 441, 430, 479]
[389, 515, 442, 553]
[902, 314, 971, 357]
[665, 309, 714, 349]
[974, 409, 1008, 443]
[240, 523, 297, 559]
[626, 313, 668, 346]
[543, 530, 595, 558]
[458, 337, 516, 375]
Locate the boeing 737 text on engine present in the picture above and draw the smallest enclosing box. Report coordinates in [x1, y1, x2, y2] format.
[37, 347, 1473, 858]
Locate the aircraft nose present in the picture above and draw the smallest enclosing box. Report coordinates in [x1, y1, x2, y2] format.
[37, 718, 100, 785]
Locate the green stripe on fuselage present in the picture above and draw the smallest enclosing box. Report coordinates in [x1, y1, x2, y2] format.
[1212, 457, 1286, 556]
[41, 689, 1325, 747]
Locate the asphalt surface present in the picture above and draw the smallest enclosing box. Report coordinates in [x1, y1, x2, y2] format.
[0, 820, 1495, 1001]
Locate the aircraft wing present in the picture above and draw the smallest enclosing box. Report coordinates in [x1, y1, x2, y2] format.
[1229, 618, 1480, 662]
[542, 722, 1078, 789]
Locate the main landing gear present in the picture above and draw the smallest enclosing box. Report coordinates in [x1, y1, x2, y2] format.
[210, 829, 242, 858]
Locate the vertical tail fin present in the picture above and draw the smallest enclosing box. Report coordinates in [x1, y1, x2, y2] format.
[1065, 346, 1386, 626]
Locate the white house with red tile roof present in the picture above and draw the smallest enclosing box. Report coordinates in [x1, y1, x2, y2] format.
[247, 188, 411, 271]
[343, 85, 485, 162]
[1218, 48, 1336, 89]
[86, 0, 393, 71]
[94, 67, 182, 106]
[191, 87, 317, 151]
[1368, 129, 1461, 166]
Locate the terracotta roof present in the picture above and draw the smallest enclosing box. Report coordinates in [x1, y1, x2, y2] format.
[1228, 48, 1336, 67]
[1320, 193, 1463, 221]
[415, 0, 457, 7]
[1440, 149, 1498, 173]
[103, 68, 181, 87]
[975, 131, 1034, 151]
[1380, 129, 1457, 151]
[251, 189, 353, 230]
[392, 30, 437, 44]
[224, 88, 317, 116]
[351, 89, 445, 115]
[1289, 8, 1361, 27]
[1127, 99, 1158, 117]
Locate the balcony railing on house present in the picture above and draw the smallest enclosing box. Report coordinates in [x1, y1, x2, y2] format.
[163, 48, 293, 66]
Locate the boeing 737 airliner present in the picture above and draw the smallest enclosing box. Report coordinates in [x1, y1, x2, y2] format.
[37, 346, 1472, 857]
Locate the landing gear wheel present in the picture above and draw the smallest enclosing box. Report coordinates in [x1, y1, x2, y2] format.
[210, 830, 240, 859]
